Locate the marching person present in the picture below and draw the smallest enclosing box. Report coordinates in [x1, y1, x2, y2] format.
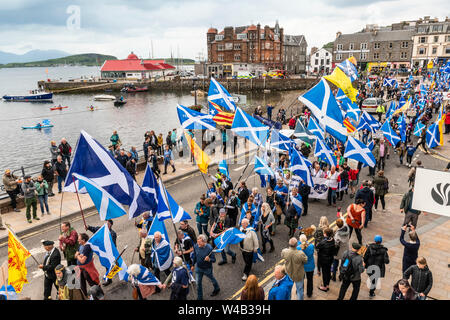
[281, 237, 307, 300]
[241, 275, 265, 300]
[259, 203, 275, 253]
[59, 222, 79, 266]
[355, 180, 374, 228]
[285, 187, 302, 238]
[75, 233, 100, 298]
[316, 228, 336, 292]
[332, 214, 349, 282]
[194, 194, 210, 239]
[174, 230, 194, 266]
[363, 235, 390, 298]
[210, 209, 236, 265]
[150, 231, 173, 291]
[225, 190, 239, 227]
[38, 240, 61, 300]
[346, 199, 366, 245]
[400, 186, 422, 228]
[373, 170, 388, 213]
[162, 257, 190, 300]
[391, 279, 419, 300]
[179, 220, 197, 244]
[55, 264, 84, 300]
[239, 218, 259, 281]
[298, 234, 315, 298]
[337, 243, 364, 300]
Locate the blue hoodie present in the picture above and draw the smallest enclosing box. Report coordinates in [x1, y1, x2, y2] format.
[268, 275, 294, 300]
[298, 243, 315, 272]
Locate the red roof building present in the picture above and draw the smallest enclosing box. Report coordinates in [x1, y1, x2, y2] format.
[100, 51, 175, 79]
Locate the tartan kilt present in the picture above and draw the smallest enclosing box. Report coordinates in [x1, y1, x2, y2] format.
[284, 216, 298, 229]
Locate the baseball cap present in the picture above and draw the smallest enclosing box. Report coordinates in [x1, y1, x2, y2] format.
[374, 235, 383, 243]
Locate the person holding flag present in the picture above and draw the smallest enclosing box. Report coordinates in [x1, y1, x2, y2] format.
[239, 218, 260, 281]
[150, 231, 173, 291]
[161, 256, 190, 300]
[285, 187, 303, 238]
[210, 209, 237, 265]
[75, 233, 100, 298]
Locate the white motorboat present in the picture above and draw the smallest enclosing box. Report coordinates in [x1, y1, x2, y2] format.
[94, 94, 116, 101]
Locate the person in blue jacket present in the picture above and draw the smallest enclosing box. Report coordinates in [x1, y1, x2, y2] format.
[268, 265, 294, 300]
[298, 234, 315, 298]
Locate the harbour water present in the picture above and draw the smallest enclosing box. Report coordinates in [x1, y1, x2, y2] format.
[0, 66, 288, 174]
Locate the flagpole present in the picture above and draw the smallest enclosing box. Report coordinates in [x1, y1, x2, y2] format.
[58, 191, 64, 233]
[5, 224, 40, 265]
[71, 175, 88, 230]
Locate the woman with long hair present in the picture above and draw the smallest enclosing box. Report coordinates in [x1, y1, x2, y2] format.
[240, 275, 265, 300]
[298, 234, 315, 298]
[259, 203, 275, 253]
[391, 279, 419, 300]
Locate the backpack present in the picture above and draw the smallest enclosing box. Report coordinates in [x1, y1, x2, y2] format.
[339, 253, 355, 281]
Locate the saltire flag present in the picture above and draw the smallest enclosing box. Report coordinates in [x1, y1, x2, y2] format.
[289, 146, 313, 187]
[177, 104, 216, 130]
[397, 115, 407, 142]
[253, 247, 265, 263]
[400, 89, 409, 97]
[124, 264, 160, 286]
[0, 285, 18, 300]
[380, 120, 401, 147]
[184, 131, 211, 174]
[293, 119, 316, 145]
[7, 230, 31, 293]
[413, 121, 425, 137]
[343, 118, 356, 133]
[367, 137, 374, 151]
[336, 90, 361, 123]
[254, 156, 275, 177]
[383, 78, 398, 88]
[290, 193, 303, 216]
[148, 214, 170, 242]
[307, 116, 325, 140]
[209, 101, 235, 127]
[360, 111, 381, 132]
[72, 173, 127, 220]
[337, 59, 358, 82]
[213, 228, 246, 252]
[324, 67, 358, 102]
[218, 160, 230, 178]
[298, 78, 348, 143]
[426, 122, 441, 149]
[239, 202, 259, 228]
[64, 130, 154, 218]
[87, 223, 128, 281]
[141, 164, 158, 214]
[314, 138, 337, 167]
[156, 179, 191, 223]
[150, 236, 174, 271]
[344, 136, 376, 168]
[231, 107, 269, 147]
[270, 129, 294, 151]
[208, 77, 237, 112]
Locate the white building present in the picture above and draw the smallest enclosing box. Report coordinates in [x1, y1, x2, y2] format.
[309, 48, 332, 74]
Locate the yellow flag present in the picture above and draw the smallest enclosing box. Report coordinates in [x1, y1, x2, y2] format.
[7, 230, 31, 293]
[427, 60, 433, 69]
[106, 264, 122, 279]
[184, 131, 210, 174]
[392, 98, 411, 117]
[324, 67, 358, 102]
[348, 56, 357, 66]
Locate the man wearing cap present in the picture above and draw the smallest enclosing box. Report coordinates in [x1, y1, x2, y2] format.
[22, 175, 39, 223]
[2, 169, 21, 213]
[337, 243, 364, 300]
[363, 235, 389, 298]
[38, 240, 61, 300]
[210, 208, 236, 265]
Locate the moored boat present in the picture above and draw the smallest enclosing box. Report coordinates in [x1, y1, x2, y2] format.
[3, 91, 53, 102]
[22, 124, 54, 129]
[94, 94, 116, 101]
[121, 86, 148, 93]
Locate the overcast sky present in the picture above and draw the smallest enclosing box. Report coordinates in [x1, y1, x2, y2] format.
[0, 0, 448, 59]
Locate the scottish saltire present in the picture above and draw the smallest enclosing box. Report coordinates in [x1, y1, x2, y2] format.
[87, 223, 128, 281]
[72, 173, 127, 220]
[148, 214, 170, 242]
[239, 203, 259, 228]
[360, 111, 381, 132]
[177, 104, 216, 130]
[307, 116, 325, 140]
[367, 137, 374, 151]
[298, 78, 348, 143]
[208, 77, 237, 112]
[324, 67, 358, 102]
[213, 228, 245, 252]
[253, 248, 265, 263]
[184, 131, 211, 174]
[343, 118, 356, 133]
[336, 90, 361, 123]
[400, 89, 409, 97]
[289, 147, 313, 187]
[254, 156, 275, 177]
[218, 160, 230, 178]
[208, 101, 235, 126]
[7, 230, 31, 293]
[397, 115, 407, 142]
[124, 264, 160, 286]
[344, 136, 376, 168]
[0, 285, 18, 300]
[383, 78, 398, 88]
[270, 129, 294, 151]
[156, 179, 191, 223]
[426, 122, 441, 149]
[151, 237, 174, 271]
[231, 107, 269, 147]
[314, 139, 337, 167]
[381, 120, 401, 147]
[337, 59, 358, 82]
[414, 121, 425, 137]
[64, 130, 154, 218]
[290, 193, 303, 216]
[141, 164, 158, 213]
[293, 119, 316, 145]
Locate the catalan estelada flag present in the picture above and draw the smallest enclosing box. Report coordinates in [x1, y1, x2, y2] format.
[209, 101, 234, 127]
[7, 230, 31, 293]
[184, 131, 211, 174]
[343, 118, 356, 133]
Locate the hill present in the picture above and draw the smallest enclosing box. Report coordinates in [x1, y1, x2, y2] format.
[159, 58, 196, 65]
[0, 49, 70, 64]
[0, 53, 117, 68]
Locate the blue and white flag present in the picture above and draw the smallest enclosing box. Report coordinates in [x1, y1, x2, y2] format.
[381, 121, 401, 147]
[360, 111, 381, 132]
[383, 78, 398, 88]
[426, 122, 440, 149]
[213, 228, 245, 252]
[239, 202, 259, 228]
[289, 146, 313, 187]
[293, 119, 316, 145]
[254, 156, 275, 177]
[270, 129, 294, 151]
[397, 115, 407, 142]
[218, 160, 230, 178]
[336, 89, 361, 123]
[156, 179, 191, 223]
[307, 116, 325, 140]
[208, 77, 237, 112]
[151, 238, 174, 271]
[148, 214, 170, 242]
[73, 173, 127, 221]
[400, 89, 409, 97]
[290, 193, 303, 216]
[177, 104, 216, 130]
[141, 164, 158, 214]
[64, 130, 154, 218]
[231, 107, 269, 147]
[367, 137, 374, 151]
[0, 285, 18, 300]
[344, 136, 376, 168]
[413, 121, 425, 137]
[298, 78, 348, 143]
[124, 264, 160, 286]
[314, 139, 337, 167]
[337, 59, 358, 82]
[87, 223, 128, 281]
[253, 248, 265, 263]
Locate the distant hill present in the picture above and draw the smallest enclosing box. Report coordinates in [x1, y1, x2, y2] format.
[158, 58, 195, 65]
[0, 49, 70, 64]
[0, 53, 117, 68]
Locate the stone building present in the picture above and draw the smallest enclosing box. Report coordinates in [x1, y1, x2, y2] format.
[309, 47, 332, 74]
[283, 34, 307, 74]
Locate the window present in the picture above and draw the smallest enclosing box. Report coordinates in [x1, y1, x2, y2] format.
[326, 59, 330, 65]
[361, 43, 367, 50]
[373, 53, 379, 60]
[234, 43, 241, 50]
[336, 53, 342, 60]
[320, 59, 324, 65]
[446, 47, 450, 55]
[237, 33, 247, 40]
[349, 43, 354, 50]
[218, 54, 224, 61]
[276, 54, 280, 61]
[225, 43, 233, 50]
[432, 47, 437, 54]
[218, 44, 224, 51]
[447, 35, 450, 42]
[337, 44, 343, 50]
[418, 47, 426, 55]
[260, 33, 265, 40]
[374, 43, 380, 49]
[325, 52, 328, 56]
[418, 26, 428, 33]
[316, 53, 319, 57]
[234, 54, 240, 61]
[401, 41, 408, 48]
[419, 36, 427, 43]
[360, 52, 367, 60]
[434, 36, 439, 43]
[215, 35, 224, 41]
[432, 25, 443, 32]
[315, 59, 318, 65]
[389, 42, 393, 49]
[265, 42, 271, 49]
[400, 52, 407, 59]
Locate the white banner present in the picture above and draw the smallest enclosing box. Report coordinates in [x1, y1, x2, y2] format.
[310, 177, 329, 199]
[411, 167, 450, 217]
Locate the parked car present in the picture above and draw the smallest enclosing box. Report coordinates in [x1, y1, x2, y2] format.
[361, 97, 385, 113]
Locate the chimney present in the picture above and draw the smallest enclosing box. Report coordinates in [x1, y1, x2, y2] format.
[336, 31, 342, 39]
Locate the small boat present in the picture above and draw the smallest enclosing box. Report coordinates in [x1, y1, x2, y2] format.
[22, 124, 54, 129]
[94, 94, 116, 101]
[114, 99, 127, 106]
[121, 86, 148, 93]
[3, 91, 53, 102]
[50, 105, 68, 111]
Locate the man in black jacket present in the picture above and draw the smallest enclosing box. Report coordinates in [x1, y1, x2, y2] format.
[363, 235, 389, 298]
[403, 256, 433, 300]
[59, 138, 72, 167]
[41, 160, 55, 197]
[298, 180, 310, 216]
[316, 228, 336, 292]
[237, 181, 249, 208]
[337, 242, 365, 300]
[115, 149, 128, 168]
[38, 240, 61, 300]
[53, 156, 67, 194]
[355, 180, 374, 227]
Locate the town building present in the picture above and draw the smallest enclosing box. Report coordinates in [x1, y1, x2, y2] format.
[309, 47, 333, 74]
[411, 16, 450, 68]
[100, 52, 175, 79]
[206, 22, 284, 78]
[283, 34, 307, 74]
